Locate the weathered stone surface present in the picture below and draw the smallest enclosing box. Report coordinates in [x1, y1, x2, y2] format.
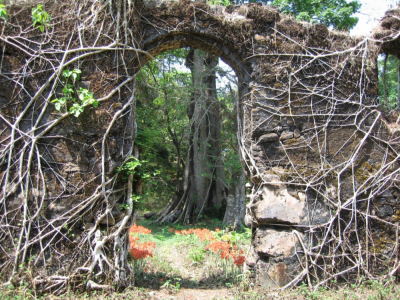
[251, 170, 282, 186]
[375, 204, 394, 217]
[256, 260, 290, 287]
[268, 263, 289, 287]
[255, 229, 298, 257]
[254, 34, 266, 41]
[252, 185, 306, 225]
[249, 183, 331, 227]
[258, 133, 279, 143]
[280, 131, 294, 140]
[143, 0, 169, 8]
[244, 211, 254, 227]
[245, 249, 258, 268]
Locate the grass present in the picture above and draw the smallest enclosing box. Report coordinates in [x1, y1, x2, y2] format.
[130, 218, 250, 290]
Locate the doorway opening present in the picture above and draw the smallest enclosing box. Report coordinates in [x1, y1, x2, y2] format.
[133, 48, 245, 226]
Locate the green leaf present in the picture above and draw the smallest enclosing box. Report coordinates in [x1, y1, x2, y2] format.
[270, 0, 360, 31]
[53, 100, 61, 111]
[78, 88, 95, 105]
[0, 4, 7, 21]
[52, 97, 68, 111]
[153, 97, 164, 106]
[62, 85, 74, 96]
[69, 103, 84, 117]
[32, 4, 50, 32]
[63, 70, 72, 78]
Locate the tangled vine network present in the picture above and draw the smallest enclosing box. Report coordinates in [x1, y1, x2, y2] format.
[242, 15, 400, 288]
[0, 0, 399, 294]
[0, 0, 149, 293]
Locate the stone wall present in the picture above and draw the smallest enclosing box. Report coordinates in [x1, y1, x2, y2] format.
[0, 0, 399, 291]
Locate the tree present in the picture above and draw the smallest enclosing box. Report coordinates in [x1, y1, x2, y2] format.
[155, 49, 230, 224]
[226, 0, 361, 31]
[135, 49, 192, 211]
[135, 47, 244, 225]
[269, 0, 360, 30]
[378, 54, 400, 109]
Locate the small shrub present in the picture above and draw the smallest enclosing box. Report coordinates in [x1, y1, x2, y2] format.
[32, 4, 50, 32]
[0, 4, 7, 21]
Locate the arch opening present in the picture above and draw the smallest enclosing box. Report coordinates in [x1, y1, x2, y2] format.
[134, 46, 247, 226]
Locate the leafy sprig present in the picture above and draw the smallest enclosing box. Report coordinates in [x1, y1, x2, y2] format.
[0, 4, 7, 21]
[52, 69, 97, 117]
[32, 4, 50, 32]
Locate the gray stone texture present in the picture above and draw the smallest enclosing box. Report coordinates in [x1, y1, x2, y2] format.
[252, 186, 306, 225]
[255, 229, 299, 257]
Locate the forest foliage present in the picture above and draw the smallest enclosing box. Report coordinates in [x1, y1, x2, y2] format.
[378, 54, 400, 109]
[213, 0, 361, 30]
[135, 49, 240, 214]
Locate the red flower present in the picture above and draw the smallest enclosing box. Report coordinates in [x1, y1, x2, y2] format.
[234, 255, 246, 266]
[205, 240, 245, 267]
[128, 224, 155, 260]
[129, 240, 155, 260]
[205, 241, 231, 253]
[130, 223, 151, 235]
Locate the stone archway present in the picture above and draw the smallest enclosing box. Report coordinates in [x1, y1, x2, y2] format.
[0, 0, 399, 291]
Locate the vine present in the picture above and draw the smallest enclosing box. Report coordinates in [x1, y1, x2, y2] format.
[0, 0, 399, 295]
[0, 0, 141, 293]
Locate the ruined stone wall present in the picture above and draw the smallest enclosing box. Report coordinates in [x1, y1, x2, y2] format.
[0, 0, 399, 291]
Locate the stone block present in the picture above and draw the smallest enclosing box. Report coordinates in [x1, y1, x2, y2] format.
[258, 133, 279, 143]
[280, 131, 294, 140]
[255, 229, 298, 257]
[251, 185, 331, 226]
[256, 260, 290, 287]
[254, 34, 266, 41]
[245, 248, 258, 268]
[252, 185, 306, 225]
[244, 212, 254, 227]
[375, 204, 394, 217]
[268, 263, 288, 286]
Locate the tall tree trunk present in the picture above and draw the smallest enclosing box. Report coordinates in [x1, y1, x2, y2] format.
[156, 49, 227, 223]
[397, 61, 400, 109]
[383, 53, 389, 109]
[223, 167, 246, 229]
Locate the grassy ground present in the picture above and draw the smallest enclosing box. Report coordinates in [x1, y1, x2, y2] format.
[1, 218, 400, 299]
[129, 218, 249, 288]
